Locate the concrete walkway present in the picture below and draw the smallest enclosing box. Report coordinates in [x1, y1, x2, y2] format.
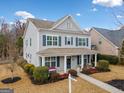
[78, 73, 124, 93]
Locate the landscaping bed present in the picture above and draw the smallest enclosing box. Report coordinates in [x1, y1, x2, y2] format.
[16, 58, 77, 85]
[0, 63, 109, 93]
[1, 76, 21, 84]
[81, 60, 110, 75]
[107, 79, 124, 91]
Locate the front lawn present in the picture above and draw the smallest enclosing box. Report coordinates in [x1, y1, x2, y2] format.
[91, 65, 124, 82]
[0, 64, 109, 93]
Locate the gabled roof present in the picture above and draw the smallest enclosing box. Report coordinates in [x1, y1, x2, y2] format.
[27, 18, 55, 29]
[92, 27, 124, 47]
[27, 15, 81, 30]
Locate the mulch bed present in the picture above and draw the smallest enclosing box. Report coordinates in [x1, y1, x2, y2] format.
[107, 79, 124, 91]
[1, 76, 21, 84]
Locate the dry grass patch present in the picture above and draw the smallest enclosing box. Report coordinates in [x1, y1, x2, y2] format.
[91, 65, 124, 82]
[0, 64, 109, 93]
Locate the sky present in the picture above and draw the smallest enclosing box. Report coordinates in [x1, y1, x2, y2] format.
[0, 0, 124, 29]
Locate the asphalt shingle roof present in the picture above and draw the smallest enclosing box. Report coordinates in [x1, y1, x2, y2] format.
[28, 18, 55, 29]
[93, 27, 124, 47]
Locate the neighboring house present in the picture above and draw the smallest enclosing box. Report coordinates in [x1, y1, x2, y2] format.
[90, 27, 124, 56]
[23, 15, 97, 73]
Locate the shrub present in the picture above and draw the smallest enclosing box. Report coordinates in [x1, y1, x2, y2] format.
[68, 69, 77, 77]
[49, 72, 60, 82]
[29, 66, 35, 75]
[97, 54, 118, 65]
[59, 73, 68, 80]
[82, 67, 98, 75]
[24, 63, 35, 74]
[33, 66, 49, 83]
[97, 60, 110, 72]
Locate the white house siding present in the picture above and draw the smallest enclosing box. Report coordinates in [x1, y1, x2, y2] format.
[55, 17, 80, 31]
[23, 21, 40, 66]
[39, 30, 91, 51]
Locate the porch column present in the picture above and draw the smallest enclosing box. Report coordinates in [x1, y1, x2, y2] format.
[81, 54, 84, 69]
[89, 54, 91, 65]
[95, 54, 97, 67]
[42, 56, 45, 66]
[64, 55, 67, 73]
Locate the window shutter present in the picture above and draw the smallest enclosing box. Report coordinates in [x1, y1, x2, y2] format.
[43, 35, 46, 46]
[71, 37, 73, 45]
[59, 36, 61, 46]
[65, 37, 67, 45]
[57, 56, 60, 67]
[77, 56, 79, 65]
[76, 37, 78, 46]
[86, 38, 88, 46]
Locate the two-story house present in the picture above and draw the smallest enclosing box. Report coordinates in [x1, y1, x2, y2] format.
[23, 15, 97, 73]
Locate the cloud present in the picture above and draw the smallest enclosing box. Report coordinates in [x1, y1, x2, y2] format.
[43, 18, 47, 21]
[92, 8, 98, 12]
[0, 16, 4, 19]
[15, 11, 35, 19]
[117, 15, 124, 18]
[92, 0, 123, 7]
[76, 13, 81, 16]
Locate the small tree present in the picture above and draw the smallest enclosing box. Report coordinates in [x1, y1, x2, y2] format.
[16, 37, 23, 56]
[6, 60, 16, 80]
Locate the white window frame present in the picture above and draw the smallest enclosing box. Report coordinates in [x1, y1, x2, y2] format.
[78, 37, 89, 47]
[46, 35, 59, 46]
[67, 36, 71, 45]
[45, 57, 57, 67]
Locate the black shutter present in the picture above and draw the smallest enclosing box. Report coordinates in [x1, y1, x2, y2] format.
[57, 56, 60, 67]
[65, 37, 67, 45]
[59, 36, 61, 46]
[71, 37, 73, 45]
[77, 56, 79, 65]
[76, 37, 78, 46]
[43, 35, 46, 46]
[86, 38, 88, 46]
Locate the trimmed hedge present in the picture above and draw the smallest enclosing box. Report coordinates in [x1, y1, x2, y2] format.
[97, 54, 119, 65]
[33, 66, 49, 83]
[49, 72, 60, 82]
[68, 69, 77, 77]
[97, 60, 110, 72]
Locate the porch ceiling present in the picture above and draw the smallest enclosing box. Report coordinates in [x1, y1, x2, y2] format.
[37, 48, 97, 57]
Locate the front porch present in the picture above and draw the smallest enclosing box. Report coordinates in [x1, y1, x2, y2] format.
[37, 48, 97, 73]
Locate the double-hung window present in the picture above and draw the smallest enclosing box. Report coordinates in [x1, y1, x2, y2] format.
[47, 36, 52, 46]
[45, 57, 57, 67]
[65, 36, 73, 45]
[46, 35, 58, 46]
[53, 36, 58, 46]
[78, 37, 88, 47]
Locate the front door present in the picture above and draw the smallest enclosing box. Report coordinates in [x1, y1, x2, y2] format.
[67, 57, 71, 69]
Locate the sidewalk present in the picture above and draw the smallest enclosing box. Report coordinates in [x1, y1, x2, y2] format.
[78, 73, 124, 93]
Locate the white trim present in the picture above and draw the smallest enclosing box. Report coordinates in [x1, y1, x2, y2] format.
[45, 35, 60, 46]
[95, 54, 97, 67]
[44, 56, 57, 67]
[50, 15, 81, 31]
[81, 54, 84, 68]
[64, 55, 67, 73]
[92, 28, 118, 49]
